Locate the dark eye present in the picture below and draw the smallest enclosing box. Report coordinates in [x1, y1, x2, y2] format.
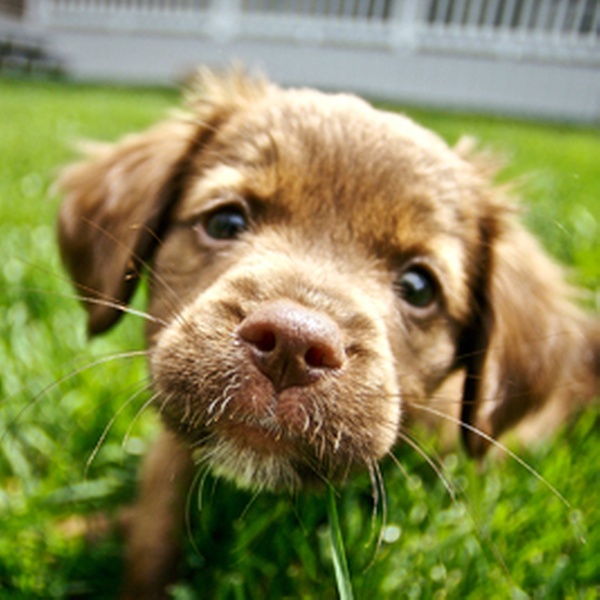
[396, 267, 437, 309]
[204, 205, 249, 240]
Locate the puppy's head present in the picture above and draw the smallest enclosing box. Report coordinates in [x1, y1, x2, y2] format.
[58, 71, 599, 492]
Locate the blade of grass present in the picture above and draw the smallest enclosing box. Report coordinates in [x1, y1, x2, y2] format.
[327, 484, 355, 600]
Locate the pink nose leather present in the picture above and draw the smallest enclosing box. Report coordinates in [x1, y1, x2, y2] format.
[237, 300, 346, 391]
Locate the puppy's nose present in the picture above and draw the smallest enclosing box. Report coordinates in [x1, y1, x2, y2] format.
[237, 300, 346, 391]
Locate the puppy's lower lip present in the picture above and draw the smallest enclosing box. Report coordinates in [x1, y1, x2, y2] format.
[220, 420, 290, 454]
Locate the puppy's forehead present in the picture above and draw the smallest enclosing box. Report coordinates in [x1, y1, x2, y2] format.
[184, 87, 481, 259]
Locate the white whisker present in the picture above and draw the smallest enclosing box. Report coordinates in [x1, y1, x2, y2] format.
[410, 401, 572, 511]
[122, 391, 161, 451]
[363, 458, 387, 569]
[84, 381, 153, 477]
[394, 431, 458, 503]
[391, 430, 516, 587]
[1, 350, 148, 443]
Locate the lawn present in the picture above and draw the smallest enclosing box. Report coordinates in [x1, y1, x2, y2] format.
[0, 76, 598, 599]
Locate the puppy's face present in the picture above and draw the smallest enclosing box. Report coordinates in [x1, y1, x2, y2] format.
[146, 89, 485, 491]
[57, 73, 599, 493]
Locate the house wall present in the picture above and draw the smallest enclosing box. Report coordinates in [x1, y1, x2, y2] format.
[22, 0, 600, 122]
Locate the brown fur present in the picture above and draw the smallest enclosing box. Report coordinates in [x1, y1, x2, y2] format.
[57, 70, 599, 597]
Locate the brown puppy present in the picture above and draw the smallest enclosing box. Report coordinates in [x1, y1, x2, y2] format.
[57, 71, 599, 597]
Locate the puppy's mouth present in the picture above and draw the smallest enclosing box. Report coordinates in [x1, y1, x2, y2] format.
[208, 381, 320, 456]
[184, 377, 334, 491]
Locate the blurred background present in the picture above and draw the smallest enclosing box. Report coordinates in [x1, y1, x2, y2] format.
[1, 1, 599, 597]
[1, 0, 599, 122]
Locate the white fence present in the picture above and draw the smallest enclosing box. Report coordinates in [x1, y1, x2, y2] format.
[21, 0, 600, 121]
[29, 0, 600, 61]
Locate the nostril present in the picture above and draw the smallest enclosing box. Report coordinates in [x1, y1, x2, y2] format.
[255, 330, 276, 353]
[241, 325, 277, 353]
[305, 344, 343, 369]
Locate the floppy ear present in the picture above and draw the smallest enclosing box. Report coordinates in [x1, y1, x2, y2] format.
[57, 69, 270, 335]
[460, 211, 599, 456]
[57, 118, 201, 335]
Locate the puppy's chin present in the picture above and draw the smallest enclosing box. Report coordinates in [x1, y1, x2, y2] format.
[191, 400, 314, 493]
[194, 437, 304, 493]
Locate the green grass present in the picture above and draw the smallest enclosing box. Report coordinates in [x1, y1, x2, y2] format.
[0, 76, 599, 599]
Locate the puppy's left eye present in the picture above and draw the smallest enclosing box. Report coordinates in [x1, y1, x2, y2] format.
[396, 267, 438, 309]
[204, 206, 249, 240]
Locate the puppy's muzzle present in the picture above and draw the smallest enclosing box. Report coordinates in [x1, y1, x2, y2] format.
[237, 300, 346, 392]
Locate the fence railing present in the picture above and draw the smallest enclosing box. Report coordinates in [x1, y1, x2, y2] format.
[423, 0, 599, 63]
[27, 0, 599, 65]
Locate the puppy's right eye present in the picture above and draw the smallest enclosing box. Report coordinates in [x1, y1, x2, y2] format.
[204, 206, 249, 240]
[395, 266, 439, 312]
